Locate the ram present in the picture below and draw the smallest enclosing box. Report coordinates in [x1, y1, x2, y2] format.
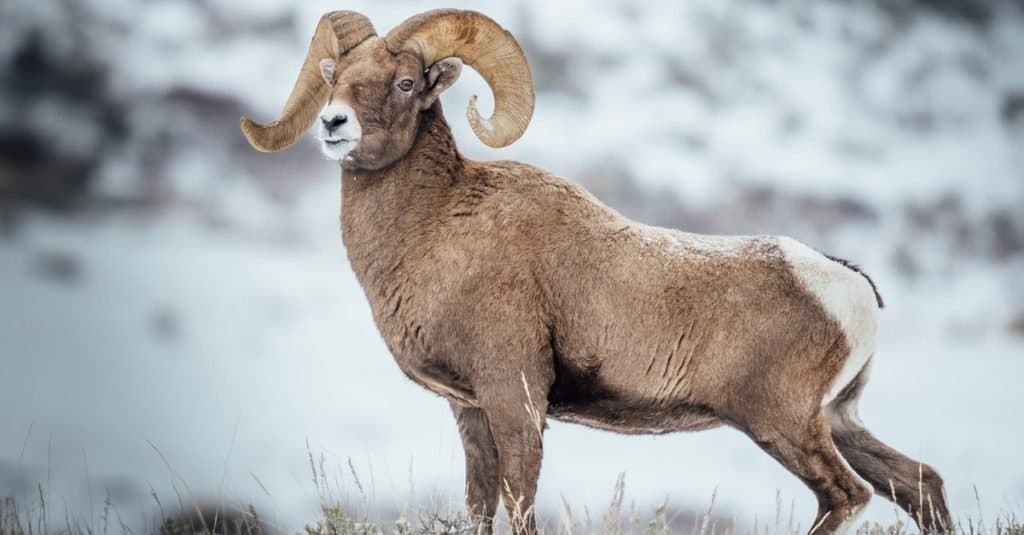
[241, 9, 950, 534]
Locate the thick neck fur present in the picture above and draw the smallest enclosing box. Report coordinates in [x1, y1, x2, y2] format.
[340, 104, 463, 291]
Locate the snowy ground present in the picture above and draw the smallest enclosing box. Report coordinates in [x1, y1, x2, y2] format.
[1, 0, 1022, 532]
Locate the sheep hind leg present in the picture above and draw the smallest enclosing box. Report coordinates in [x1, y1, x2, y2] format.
[826, 364, 952, 533]
[451, 403, 500, 534]
[742, 410, 872, 534]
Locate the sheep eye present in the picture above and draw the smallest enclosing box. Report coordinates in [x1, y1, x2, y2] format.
[398, 78, 415, 92]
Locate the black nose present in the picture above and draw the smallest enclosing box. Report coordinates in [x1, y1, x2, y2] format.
[321, 114, 347, 131]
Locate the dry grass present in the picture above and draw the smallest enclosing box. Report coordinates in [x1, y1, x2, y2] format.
[1, 452, 1021, 535]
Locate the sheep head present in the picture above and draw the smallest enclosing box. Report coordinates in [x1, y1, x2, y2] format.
[240, 9, 535, 170]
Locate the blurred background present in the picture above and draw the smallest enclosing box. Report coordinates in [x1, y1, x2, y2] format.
[1, 0, 1022, 531]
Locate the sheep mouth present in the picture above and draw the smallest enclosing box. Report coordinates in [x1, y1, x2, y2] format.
[324, 138, 358, 146]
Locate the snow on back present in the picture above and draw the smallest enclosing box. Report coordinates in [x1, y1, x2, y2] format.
[632, 221, 774, 263]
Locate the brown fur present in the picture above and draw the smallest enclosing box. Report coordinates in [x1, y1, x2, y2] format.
[246, 13, 952, 534]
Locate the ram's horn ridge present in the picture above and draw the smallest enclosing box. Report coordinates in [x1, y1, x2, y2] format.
[386, 9, 534, 148]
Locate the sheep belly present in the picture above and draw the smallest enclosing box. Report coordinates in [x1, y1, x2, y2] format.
[547, 356, 722, 434]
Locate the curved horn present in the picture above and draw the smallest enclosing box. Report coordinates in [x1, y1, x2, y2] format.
[386, 9, 534, 148]
[240, 11, 376, 152]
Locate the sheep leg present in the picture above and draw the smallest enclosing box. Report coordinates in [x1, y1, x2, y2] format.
[826, 369, 951, 532]
[742, 411, 872, 534]
[478, 374, 549, 534]
[451, 403, 500, 534]
[830, 417, 951, 533]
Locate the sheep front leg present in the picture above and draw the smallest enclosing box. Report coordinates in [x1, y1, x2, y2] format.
[479, 372, 549, 534]
[451, 402, 500, 534]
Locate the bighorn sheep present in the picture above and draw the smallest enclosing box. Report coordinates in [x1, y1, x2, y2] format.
[241, 9, 952, 534]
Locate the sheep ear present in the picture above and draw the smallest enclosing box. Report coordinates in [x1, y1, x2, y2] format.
[319, 58, 336, 86]
[421, 57, 462, 110]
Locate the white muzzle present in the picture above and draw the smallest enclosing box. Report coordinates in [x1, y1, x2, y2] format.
[317, 102, 361, 160]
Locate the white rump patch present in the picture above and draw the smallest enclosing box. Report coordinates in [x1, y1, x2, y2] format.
[776, 237, 878, 405]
